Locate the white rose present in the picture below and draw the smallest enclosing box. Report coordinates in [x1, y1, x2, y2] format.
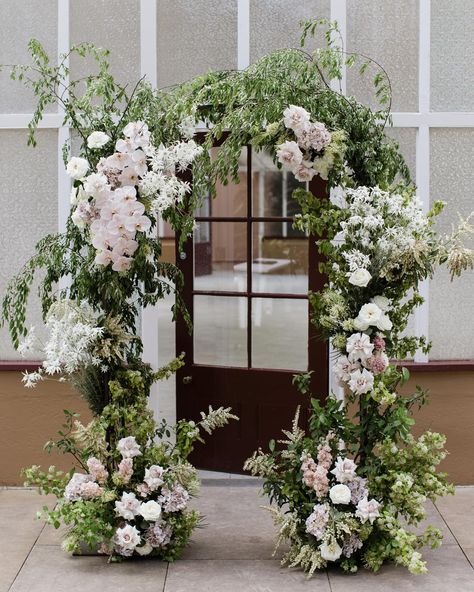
[346, 333, 374, 362]
[320, 539, 342, 562]
[117, 436, 142, 459]
[348, 268, 372, 287]
[356, 497, 381, 524]
[139, 500, 162, 522]
[135, 542, 153, 556]
[348, 368, 374, 395]
[329, 484, 351, 504]
[357, 303, 382, 326]
[144, 465, 165, 491]
[276, 140, 303, 168]
[66, 156, 89, 179]
[113, 524, 141, 554]
[283, 104, 310, 132]
[376, 314, 393, 331]
[87, 131, 110, 149]
[371, 295, 390, 311]
[330, 457, 358, 483]
[115, 491, 141, 520]
[292, 160, 316, 182]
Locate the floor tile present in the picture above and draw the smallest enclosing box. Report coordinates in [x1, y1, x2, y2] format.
[0, 489, 55, 592]
[401, 500, 457, 545]
[435, 487, 474, 549]
[181, 484, 282, 560]
[9, 546, 167, 592]
[328, 545, 474, 592]
[165, 560, 330, 592]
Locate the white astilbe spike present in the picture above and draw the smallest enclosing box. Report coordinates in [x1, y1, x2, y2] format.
[243, 449, 275, 477]
[199, 406, 239, 435]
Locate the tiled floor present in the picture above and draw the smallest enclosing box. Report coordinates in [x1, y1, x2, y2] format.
[1, 483, 473, 592]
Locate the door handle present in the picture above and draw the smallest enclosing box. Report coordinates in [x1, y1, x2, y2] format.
[183, 376, 193, 385]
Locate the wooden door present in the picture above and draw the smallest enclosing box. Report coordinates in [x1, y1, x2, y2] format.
[176, 146, 328, 473]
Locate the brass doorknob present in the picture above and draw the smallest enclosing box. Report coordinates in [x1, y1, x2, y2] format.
[183, 376, 193, 384]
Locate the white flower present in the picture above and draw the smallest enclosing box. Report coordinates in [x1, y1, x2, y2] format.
[305, 504, 329, 540]
[139, 500, 162, 522]
[113, 524, 141, 556]
[117, 436, 142, 459]
[333, 356, 359, 383]
[346, 333, 374, 362]
[330, 457, 358, 483]
[348, 268, 372, 287]
[283, 105, 310, 132]
[330, 186, 347, 209]
[66, 157, 89, 179]
[329, 484, 351, 504]
[178, 115, 196, 140]
[356, 497, 381, 524]
[357, 303, 382, 327]
[87, 131, 110, 149]
[144, 465, 165, 490]
[84, 172, 109, 197]
[320, 539, 343, 562]
[64, 473, 94, 501]
[276, 140, 303, 168]
[135, 542, 153, 556]
[348, 368, 374, 395]
[115, 492, 140, 520]
[371, 295, 391, 311]
[376, 314, 393, 331]
[292, 160, 316, 182]
[353, 317, 369, 331]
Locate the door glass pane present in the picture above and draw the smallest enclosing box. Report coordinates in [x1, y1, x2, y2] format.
[194, 296, 247, 367]
[252, 150, 306, 220]
[252, 224, 308, 295]
[251, 298, 308, 370]
[194, 222, 247, 291]
[208, 147, 247, 218]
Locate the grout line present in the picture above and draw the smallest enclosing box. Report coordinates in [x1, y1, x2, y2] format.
[7, 521, 48, 591]
[162, 562, 169, 592]
[326, 569, 333, 591]
[433, 500, 474, 569]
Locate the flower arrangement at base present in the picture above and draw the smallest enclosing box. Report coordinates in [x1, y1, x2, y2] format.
[23, 366, 236, 559]
[245, 177, 472, 574]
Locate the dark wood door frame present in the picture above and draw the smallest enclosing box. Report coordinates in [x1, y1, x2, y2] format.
[175, 147, 328, 472]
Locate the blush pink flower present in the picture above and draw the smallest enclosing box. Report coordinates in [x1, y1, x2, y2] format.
[117, 458, 134, 483]
[86, 457, 108, 484]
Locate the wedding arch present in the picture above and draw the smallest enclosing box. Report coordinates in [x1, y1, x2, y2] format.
[1, 19, 472, 572]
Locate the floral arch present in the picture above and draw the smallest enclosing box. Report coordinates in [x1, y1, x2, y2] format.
[1, 20, 472, 572]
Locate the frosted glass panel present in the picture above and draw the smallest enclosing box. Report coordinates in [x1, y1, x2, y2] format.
[429, 129, 474, 359]
[194, 296, 247, 367]
[346, 0, 418, 111]
[157, 1, 237, 88]
[0, 130, 58, 360]
[0, 0, 57, 113]
[252, 298, 307, 370]
[431, 0, 474, 111]
[70, 0, 140, 87]
[250, 0, 330, 62]
[384, 127, 417, 182]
